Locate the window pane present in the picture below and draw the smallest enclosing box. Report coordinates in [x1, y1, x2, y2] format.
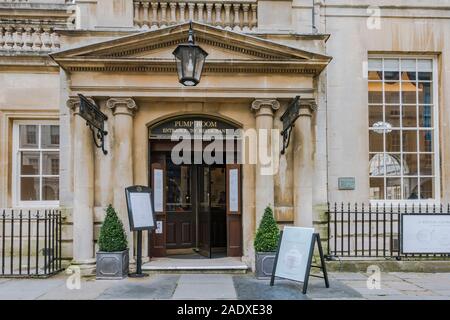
[419, 130, 433, 152]
[21, 152, 40, 175]
[419, 154, 434, 176]
[384, 82, 400, 104]
[42, 177, 59, 201]
[369, 153, 384, 177]
[402, 130, 417, 153]
[19, 125, 38, 149]
[369, 105, 383, 126]
[369, 131, 384, 152]
[417, 59, 432, 72]
[368, 59, 382, 70]
[403, 154, 418, 176]
[385, 154, 401, 176]
[166, 163, 192, 212]
[418, 82, 432, 104]
[402, 105, 417, 127]
[386, 130, 400, 152]
[386, 178, 401, 200]
[368, 71, 382, 81]
[420, 178, 434, 199]
[404, 177, 419, 199]
[385, 105, 400, 127]
[370, 178, 385, 200]
[384, 59, 399, 71]
[41, 125, 60, 149]
[368, 82, 383, 103]
[20, 177, 39, 201]
[419, 105, 433, 127]
[401, 81, 417, 104]
[42, 152, 59, 175]
[418, 72, 432, 81]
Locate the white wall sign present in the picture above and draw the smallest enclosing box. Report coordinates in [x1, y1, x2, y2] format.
[402, 215, 450, 254]
[156, 221, 163, 234]
[229, 168, 238, 212]
[153, 169, 164, 212]
[275, 227, 315, 283]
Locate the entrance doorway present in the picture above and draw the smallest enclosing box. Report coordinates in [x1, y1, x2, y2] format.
[148, 115, 242, 258]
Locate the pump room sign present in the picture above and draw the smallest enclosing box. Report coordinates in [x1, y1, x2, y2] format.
[150, 115, 238, 139]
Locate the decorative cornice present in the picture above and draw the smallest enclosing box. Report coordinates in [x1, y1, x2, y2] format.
[106, 98, 138, 117]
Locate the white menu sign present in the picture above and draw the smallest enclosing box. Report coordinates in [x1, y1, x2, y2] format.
[402, 215, 450, 254]
[229, 168, 239, 212]
[129, 192, 155, 229]
[154, 169, 164, 212]
[275, 227, 315, 283]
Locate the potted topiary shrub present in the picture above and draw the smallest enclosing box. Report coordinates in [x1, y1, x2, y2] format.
[96, 205, 129, 280]
[254, 206, 280, 279]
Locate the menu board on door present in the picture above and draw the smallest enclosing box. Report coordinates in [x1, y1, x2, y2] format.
[228, 168, 239, 213]
[153, 168, 164, 213]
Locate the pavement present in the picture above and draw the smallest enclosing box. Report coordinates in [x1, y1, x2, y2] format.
[0, 271, 449, 300]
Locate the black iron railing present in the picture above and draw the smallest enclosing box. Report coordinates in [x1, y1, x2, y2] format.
[0, 209, 63, 277]
[326, 203, 450, 259]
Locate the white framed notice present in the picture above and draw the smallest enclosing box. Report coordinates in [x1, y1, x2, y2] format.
[229, 168, 239, 213]
[275, 227, 315, 283]
[402, 214, 450, 254]
[153, 169, 164, 213]
[125, 186, 156, 231]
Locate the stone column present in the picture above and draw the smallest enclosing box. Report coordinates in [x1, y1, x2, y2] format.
[251, 99, 280, 228]
[293, 100, 317, 227]
[107, 98, 138, 260]
[67, 97, 96, 275]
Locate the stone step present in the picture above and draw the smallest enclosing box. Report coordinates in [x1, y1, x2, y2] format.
[142, 257, 249, 274]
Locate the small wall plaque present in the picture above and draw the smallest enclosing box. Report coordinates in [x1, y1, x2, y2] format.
[338, 177, 355, 190]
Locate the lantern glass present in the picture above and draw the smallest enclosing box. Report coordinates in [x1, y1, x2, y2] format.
[172, 27, 208, 86]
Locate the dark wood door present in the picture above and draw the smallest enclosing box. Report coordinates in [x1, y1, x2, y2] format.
[197, 165, 212, 258]
[150, 162, 166, 257]
[165, 163, 195, 249]
[226, 164, 242, 257]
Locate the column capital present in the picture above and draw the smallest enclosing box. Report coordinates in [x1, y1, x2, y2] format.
[298, 99, 317, 117]
[251, 99, 280, 117]
[107, 98, 138, 117]
[67, 96, 95, 114]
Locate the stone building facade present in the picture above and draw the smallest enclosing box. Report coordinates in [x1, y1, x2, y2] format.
[1, 0, 449, 272]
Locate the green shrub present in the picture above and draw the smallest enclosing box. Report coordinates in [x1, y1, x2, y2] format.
[98, 205, 128, 252]
[254, 206, 280, 252]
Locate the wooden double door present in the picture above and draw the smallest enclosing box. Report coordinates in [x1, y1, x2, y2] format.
[150, 151, 242, 258]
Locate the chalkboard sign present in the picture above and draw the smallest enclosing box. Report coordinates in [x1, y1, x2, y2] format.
[125, 186, 156, 231]
[402, 214, 450, 254]
[270, 227, 329, 294]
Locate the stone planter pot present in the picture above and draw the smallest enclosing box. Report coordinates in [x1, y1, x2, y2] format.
[255, 252, 276, 279]
[96, 249, 129, 280]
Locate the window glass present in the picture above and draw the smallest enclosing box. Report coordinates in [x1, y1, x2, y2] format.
[368, 58, 437, 200]
[16, 123, 60, 204]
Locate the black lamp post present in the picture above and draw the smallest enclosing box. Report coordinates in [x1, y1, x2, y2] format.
[172, 22, 208, 86]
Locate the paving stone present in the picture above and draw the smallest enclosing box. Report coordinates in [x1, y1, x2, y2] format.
[384, 281, 425, 291]
[97, 275, 180, 300]
[0, 277, 65, 300]
[233, 276, 362, 300]
[38, 277, 117, 300]
[352, 287, 403, 296]
[172, 274, 236, 299]
[329, 272, 368, 280]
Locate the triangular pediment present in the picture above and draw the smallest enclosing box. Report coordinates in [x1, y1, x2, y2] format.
[51, 22, 331, 74]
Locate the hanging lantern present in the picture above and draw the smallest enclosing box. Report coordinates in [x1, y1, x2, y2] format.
[172, 22, 208, 86]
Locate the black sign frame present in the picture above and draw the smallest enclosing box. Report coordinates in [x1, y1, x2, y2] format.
[78, 94, 109, 155]
[270, 231, 329, 294]
[125, 185, 157, 232]
[280, 96, 301, 155]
